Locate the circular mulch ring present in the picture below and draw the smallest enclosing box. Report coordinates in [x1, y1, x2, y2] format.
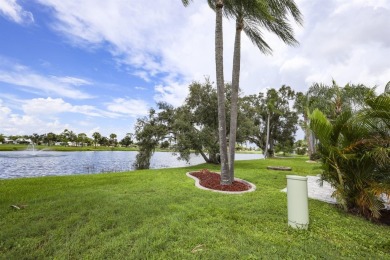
[186, 169, 256, 194]
[267, 166, 292, 171]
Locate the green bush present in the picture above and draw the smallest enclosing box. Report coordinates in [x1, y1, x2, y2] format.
[310, 94, 390, 219]
[296, 147, 307, 155]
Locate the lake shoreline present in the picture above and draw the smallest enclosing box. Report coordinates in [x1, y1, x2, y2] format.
[0, 150, 264, 179]
[0, 144, 262, 153]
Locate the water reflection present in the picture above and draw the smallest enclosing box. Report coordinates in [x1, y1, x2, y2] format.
[0, 151, 263, 179]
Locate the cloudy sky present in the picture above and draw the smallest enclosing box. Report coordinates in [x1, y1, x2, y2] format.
[0, 0, 389, 140]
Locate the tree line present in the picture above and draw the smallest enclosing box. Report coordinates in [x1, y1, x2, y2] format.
[0, 130, 134, 148]
[133, 79, 377, 166]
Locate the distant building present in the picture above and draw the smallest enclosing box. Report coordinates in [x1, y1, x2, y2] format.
[15, 138, 33, 144]
[3, 138, 16, 144]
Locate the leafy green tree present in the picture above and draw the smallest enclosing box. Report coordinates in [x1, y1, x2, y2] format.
[295, 81, 376, 159]
[0, 134, 4, 143]
[309, 92, 390, 219]
[77, 133, 87, 147]
[109, 133, 117, 147]
[99, 136, 109, 146]
[294, 139, 307, 155]
[45, 132, 57, 146]
[120, 133, 133, 147]
[134, 108, 170, 169]
[242, 85, 298, 155]
[134, 80, 238, 169]
[60, 129, 77, 145]
[29, 133, 40, 145]
[92, 132, 101, 148]
[160, 141, 170, 149]
[172, 81, 223, 163]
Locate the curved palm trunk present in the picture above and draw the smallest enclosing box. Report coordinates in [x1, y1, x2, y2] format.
[228, 18, 243, 180]
[215, 0, 230, 185]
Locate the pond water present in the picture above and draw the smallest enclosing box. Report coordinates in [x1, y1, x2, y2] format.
[0, 151, 263, 179]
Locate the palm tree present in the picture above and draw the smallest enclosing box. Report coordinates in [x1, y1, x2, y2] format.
[46, 132, 56, 146]
[217, 0, 302, 179]
[92, 132, 101, 148]
[296, 81, 376, 160]
[182, 0, 302, 182]
[310, 92, 390, 220]
[77, 133, 87, 147]
[182, 0, 231, 184]
[109, 133, 117, 147]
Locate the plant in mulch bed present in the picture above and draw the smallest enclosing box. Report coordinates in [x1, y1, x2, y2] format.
[190, 169, 250, 192]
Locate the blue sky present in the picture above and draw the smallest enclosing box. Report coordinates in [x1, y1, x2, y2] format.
[0, 0, 389, 140]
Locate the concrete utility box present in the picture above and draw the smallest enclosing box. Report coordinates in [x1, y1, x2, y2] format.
[286, 175, 309, 229]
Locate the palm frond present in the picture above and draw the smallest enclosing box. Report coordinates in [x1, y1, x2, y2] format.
[385, 81, 390, 94]
[181, 0, 193, 7]
[242, 22, 272, 54]
[309, 109, 333, 146]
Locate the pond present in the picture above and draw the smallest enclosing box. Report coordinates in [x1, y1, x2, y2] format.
[0, 151, 263, 179]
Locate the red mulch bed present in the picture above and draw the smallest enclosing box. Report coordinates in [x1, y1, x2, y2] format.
[190, 169, 251, 192]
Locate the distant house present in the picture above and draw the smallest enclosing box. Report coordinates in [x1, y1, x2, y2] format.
[15, 138, 33, 144]
[3, 138, 16, 144]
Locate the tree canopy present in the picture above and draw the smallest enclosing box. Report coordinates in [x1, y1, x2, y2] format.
[133, 80, 300, 168]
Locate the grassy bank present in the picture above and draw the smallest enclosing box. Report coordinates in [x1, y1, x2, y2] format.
[0, 158, 388, 259]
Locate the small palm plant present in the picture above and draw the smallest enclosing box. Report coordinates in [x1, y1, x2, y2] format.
[310, 92, 390, 220]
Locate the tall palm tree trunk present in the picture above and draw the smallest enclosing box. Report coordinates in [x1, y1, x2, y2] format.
[228, 17, 243, 180]
[215, 0, 230, 185]
[265, 111, 270, 158]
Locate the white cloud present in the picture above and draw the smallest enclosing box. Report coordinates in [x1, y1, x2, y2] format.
[51, 76, 92, 86]
[0, 96, 143, 136]
[0, 99, 12, 121]
[0, 59, 94, 99]
[154, 82, 190, 107]
[105, 98, 149, 117]
[21, 97, 124, 118]
[237, 0, 390, 93]
[0, 103, 68, 136]
[23, 0, 390, 98]
[0, 0, 34, 24]
[22, 97, 72, 115]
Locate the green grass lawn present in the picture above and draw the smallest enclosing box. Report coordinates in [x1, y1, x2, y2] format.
[1, 157, 389, 259]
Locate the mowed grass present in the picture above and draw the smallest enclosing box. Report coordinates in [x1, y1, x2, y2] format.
[0, 158, 389, 259]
